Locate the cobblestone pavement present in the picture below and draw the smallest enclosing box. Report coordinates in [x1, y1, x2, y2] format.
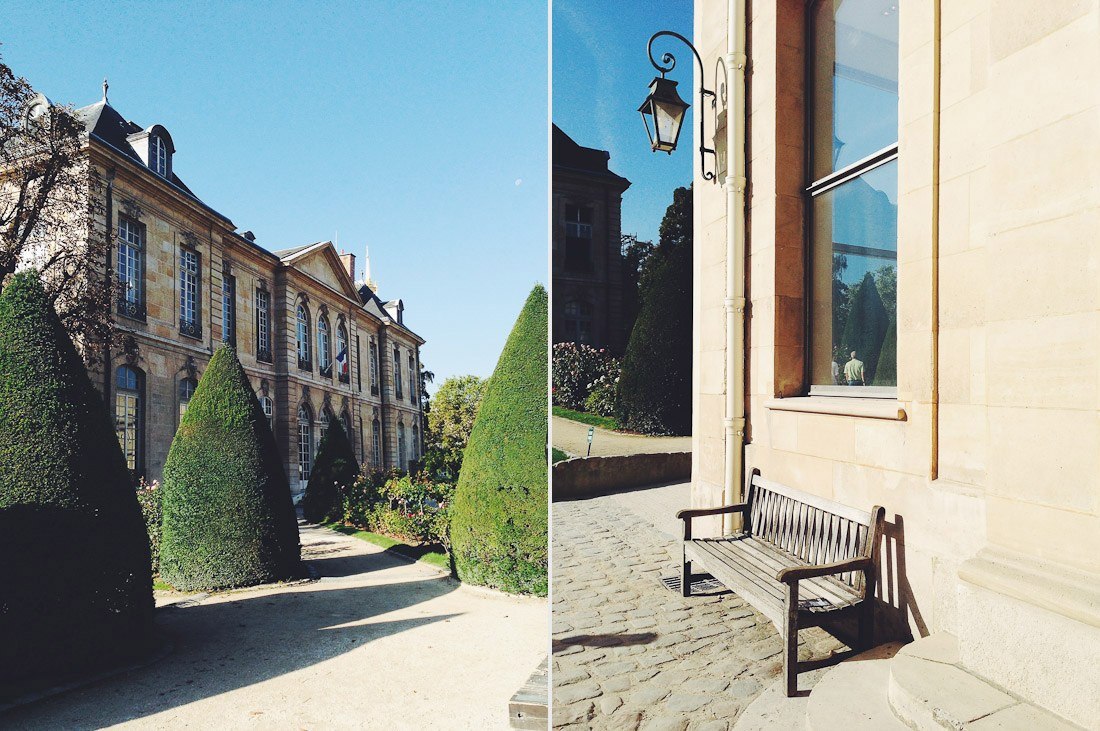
[552, 495, 845, 731]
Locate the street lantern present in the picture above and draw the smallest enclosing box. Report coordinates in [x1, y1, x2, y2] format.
[638, 76, 689, 154]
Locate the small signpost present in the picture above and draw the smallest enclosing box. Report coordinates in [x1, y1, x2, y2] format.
[586, 426, 594, 457]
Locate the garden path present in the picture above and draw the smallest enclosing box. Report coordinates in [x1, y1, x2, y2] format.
[552, 415, 692, 458]
[4, 521, 547, 730]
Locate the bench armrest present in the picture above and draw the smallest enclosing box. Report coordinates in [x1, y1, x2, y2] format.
[775, 556, 872, 584]
[676, 503, 748, 520]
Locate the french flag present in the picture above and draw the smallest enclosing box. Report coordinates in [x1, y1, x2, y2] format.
[336, 344, 348, 376]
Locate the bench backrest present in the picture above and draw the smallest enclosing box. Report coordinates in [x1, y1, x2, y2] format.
[746, 472, 882, 594]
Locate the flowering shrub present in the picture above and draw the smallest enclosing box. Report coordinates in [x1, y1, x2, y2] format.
[552, 342, 618, 410]
[584, 357, 621, 417]
[340, 470, 454, 549]
[136, 478, 162, 575]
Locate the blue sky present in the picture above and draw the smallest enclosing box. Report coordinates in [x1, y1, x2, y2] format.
[554, 0, 692, 245]
[1, 1, 547, 388]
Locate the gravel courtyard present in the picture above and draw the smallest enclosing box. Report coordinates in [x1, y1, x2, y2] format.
[552, 485, 844, 730]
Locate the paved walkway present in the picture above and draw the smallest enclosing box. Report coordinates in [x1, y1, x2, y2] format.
[552, 416, 692, 458]
[552, 487, 845, 730]
[5, 522, 547, 730]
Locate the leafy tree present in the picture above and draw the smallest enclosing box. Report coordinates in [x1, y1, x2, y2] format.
[160, 343, 300, 591]
[620, 233, 655, 346]
[615, 186, 692, 435]
[422, 374, 488, 480]
[301, 417, 359, 524]
[450, 285, 548, 595]
[0, 55, 113, 355]
[874, 264, 896, 321]
[840, 271, 889, 383]
[0, 271, 152, 682]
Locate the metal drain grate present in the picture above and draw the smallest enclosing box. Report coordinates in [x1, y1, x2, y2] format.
[658, 573, 727, 594]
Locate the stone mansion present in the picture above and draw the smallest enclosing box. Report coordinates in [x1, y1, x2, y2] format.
[47, 92, 424, 497]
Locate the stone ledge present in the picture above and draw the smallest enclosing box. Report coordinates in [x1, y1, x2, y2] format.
[765, 396, 908, 421]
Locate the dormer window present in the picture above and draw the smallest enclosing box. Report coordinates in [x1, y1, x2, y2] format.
[151, 135, 168, 177]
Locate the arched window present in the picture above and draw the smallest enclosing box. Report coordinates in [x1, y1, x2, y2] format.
[297, 404, 313, 481]
[411, 424, 419, 463]
[179, 377, 198, 420]
[317, 316, 332, 375]
[296, 304, 311, 369]
[336, 323, 349, 383]
[562, 300, 592, 344]
[151, 134, 168, 177]
[259, 395, 274, 431]
[320, 408, 331, 444]
[114, 365, 144, 472]
[397, 420, 407, 471]
[808, 0, 898, 391]
[341, 409, 352, 439]
[369, 339, 379, 393]
[371, 417, 382, 469]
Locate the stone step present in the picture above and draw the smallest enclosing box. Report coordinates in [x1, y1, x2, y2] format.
[804, 646, 908, 731]
[887, 633, 1082, 730]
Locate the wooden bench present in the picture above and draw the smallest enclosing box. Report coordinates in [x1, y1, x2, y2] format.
[677, 470, 885, 696]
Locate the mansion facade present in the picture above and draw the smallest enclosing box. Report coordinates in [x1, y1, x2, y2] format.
[65, 94, 423, 498]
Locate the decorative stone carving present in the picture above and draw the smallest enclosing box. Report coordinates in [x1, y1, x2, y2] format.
[120, 198, 142, 219]
[180, 230, 199, 249]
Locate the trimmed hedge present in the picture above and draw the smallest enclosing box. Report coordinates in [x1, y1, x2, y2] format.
[450, 284, 548, 595]
[302, 417, 359, 524]
[160, 343, 300, 590]
[0, 271, 153, 683]
[615, 188, 693, 435]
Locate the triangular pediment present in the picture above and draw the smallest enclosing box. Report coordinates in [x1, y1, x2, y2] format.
[278, 241, 360, 300]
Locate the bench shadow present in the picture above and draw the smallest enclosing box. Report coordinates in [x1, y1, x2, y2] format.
[552, 632, 658, 653]
[3, 543, 461, 729]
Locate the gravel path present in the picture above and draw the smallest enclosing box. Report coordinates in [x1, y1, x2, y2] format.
[552, 416, 692, 458]
[4, 521, 546, 730]
[552, 491, 845, 730]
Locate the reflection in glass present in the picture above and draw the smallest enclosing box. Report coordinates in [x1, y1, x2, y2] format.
[811, 0, 899, 179]
[811, 159, 897, 387]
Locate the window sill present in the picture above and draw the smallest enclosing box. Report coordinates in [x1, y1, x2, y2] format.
[765, 396, 907, 421]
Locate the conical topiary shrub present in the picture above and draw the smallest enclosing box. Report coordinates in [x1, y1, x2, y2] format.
[301, 417, 359, 524]
[840, 271, 889, 383]
[450, 284, 548, 595]
[0, 271, 153, 684]
[160, 343, 300, 590]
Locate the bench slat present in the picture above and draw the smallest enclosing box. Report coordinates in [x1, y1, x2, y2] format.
[723, 537, 861, 608]
[751, 475, 873, 525]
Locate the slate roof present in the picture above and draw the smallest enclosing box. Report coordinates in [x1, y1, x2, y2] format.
[552, 124, 631, 188]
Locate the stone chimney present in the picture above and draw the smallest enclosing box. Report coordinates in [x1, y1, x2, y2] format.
[339, 252, 356, 282]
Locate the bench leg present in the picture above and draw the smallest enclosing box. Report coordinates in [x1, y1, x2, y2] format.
[784, 582, 799, 697]
[681, 550, 691, 597]
[859, 598, 874, 651]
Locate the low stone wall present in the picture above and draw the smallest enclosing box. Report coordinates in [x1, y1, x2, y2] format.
[552, 452, 691, 500]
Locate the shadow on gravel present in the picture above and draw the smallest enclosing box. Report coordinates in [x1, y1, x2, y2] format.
[2, 545, 460, 730]
[552, 632, 658, 652]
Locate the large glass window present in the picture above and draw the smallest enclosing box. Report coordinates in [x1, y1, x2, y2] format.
[372, 417, 382, 469]
[320, 408, 331, 444]
[117, 217, 144, 319]
[564, 204, 592, 271]
[256, 289, 271, 362]
[809, 0, 898, 394]
[296, 304, 311, 369]
[114, 365, 143, 472]
[562, 300, 592, 344]
[298, 404, 313, 480]
[398, 422, 407, 471]
[179, 248, 200, 337]
[369, 340, 379, 393]
[151, 135, 168, 177]
[393, 347, 403, 399]
[222, 275, 236, 345]
[259, 395, 274, 431]
[179, 377, 198, 420]
[318, 316, 332, 375]
[408, 355, 417, 404]
[336, 324, 350, 383]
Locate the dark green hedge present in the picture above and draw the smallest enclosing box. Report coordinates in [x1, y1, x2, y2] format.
[615, 187, 693, 435]
[301, 417, 359, 524]
[840, 271, 889, 383]
[160, 343, 300, 591]
[0, 271, 153, 683]
[450, 284, 548, 595]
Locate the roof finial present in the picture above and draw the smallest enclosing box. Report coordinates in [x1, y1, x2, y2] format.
[102, 78, 109, 104]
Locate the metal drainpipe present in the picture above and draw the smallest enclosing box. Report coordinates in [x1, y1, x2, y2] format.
[722, 0, 748, 534]
[102, 167, 115, 399]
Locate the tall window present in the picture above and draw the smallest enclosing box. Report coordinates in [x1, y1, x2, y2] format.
[116, 217, 145, 319]
[355, 336, 362, 391]
[151, 135, 168, 177]
[256, 289, 271, 362]
[178, 377, 197, 421]
[341, 410, 352, 442]
[114, 366, 143, 472]
[808, 0, 898, 394]
[408, 354, 417, 404]
[369, 340, 379, 393]
[411, 425, 419, 463]
[563, 301, 592, 344]
[398, 422, 407, 471]
[318, 316, 332, 376]
[297, 404, 313, 481]
[320, 408, 331, 444]
[222, 275, 236, 345]
[296, 304, 311, 369]
[179, 248, 200, 337]
[259, 395, 274, 431]
[393, 347, 403, 399]
[372, 417, 382, 469]
[564, 204, 593, 271]
[336, 324, 350, 383]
